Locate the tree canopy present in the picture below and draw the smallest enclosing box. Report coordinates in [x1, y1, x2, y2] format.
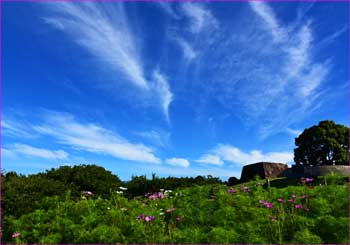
[294, 120, 349, 166]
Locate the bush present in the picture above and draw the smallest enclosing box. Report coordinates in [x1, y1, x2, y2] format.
[292, 229, 323, 244]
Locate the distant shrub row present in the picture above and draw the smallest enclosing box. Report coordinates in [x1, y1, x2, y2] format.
[2, 164, 222, 217]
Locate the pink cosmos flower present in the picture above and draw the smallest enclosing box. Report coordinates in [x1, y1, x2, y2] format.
[148, 192, 165, 200]
[144, 215, 155, 222]
[176, 216, 183, 221]
[227, 188, 235, 193]
[158, 192, 165, 199]
[148, 193, 158, 200]
[12, 232, 20, 238]
[301, 195, 309, 199]
[304, 207, 310, 211]
[295, 204, 303, 209]
[242, 186, 250, 192]
[305, 177, 314, 183]
[265, 202, 273, 208]
[292, 194, 297, 199]
[288, 199, 294, 203]
[259, 200, 273, 208]
[277, 198, 284, 203]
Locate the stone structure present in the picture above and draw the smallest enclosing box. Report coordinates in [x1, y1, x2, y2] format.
[289, 165, 350, 177]
[235, 162, 350, 183]
[240, 162, 289, 182]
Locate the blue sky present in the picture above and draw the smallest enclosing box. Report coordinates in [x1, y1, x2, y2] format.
[2, 1, 348, 180]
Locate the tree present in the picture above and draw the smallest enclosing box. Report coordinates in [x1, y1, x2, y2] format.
[227, 176, 239, 186]
[294, 120, 349, 166]
[44, 164, 122, 197]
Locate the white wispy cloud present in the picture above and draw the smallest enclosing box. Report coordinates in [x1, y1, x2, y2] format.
[44, 2, 173, 121]
[156, 2, 180, 19]
[33, 111, 161, 164]
[201, 2, 332, 139]
[153, 70, 173, 122]
[135, 130, 170, 148]
[2, 119, 35, 138]
[316, 25, 348, 50]
[4, 144, 68, 160]
[174, 37, 197, 60]
[250, 3, 329, 99]
[284, 24, 312, 79]
[45, 2, 148, 89]
[43, 18, 65, 30]
[1, 148, 18, 159]
[249, 2, 287, 43]
[165, 158, 190, 168]
[181, 2, 218, 34]
[195, 154, 224, 166]
[198, 144, 293, 166]
[286, 128, 302, 137]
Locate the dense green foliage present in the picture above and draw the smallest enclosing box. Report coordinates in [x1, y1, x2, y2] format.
[294, 120, 349, 166]
[2, 165, 222, 218]
[126, 173, 222, 198]
[3, 172, 349, 244]
[2, 165, 122, 218]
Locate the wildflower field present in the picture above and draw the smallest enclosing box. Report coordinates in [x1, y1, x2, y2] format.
[3, 173, 349, 244]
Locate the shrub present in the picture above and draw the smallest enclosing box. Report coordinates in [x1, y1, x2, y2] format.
[292, 229, 323, 244]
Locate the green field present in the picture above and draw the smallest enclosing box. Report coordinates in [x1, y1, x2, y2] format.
[3, 172, 349, 244]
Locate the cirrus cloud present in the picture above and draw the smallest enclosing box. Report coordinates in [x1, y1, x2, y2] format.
[33, 111, 161, 164]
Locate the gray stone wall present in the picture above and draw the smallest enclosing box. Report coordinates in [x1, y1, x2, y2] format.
[303, 165, 350, 176]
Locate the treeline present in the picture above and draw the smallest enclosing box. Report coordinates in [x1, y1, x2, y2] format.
[2, 164, 222, 218]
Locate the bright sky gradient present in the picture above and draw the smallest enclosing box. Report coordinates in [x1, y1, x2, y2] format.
[2, 1, 348, 180]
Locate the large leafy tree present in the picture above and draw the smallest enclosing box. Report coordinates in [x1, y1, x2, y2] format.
[294, 120, 349, 166]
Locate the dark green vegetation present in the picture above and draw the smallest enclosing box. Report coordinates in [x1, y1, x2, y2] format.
[294, 120, 349, 166]
[2, 165, 222, 219]
[3, 165, 349, 244]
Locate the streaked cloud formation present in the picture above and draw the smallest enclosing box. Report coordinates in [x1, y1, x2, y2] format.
[181, 2, 218, 34]
[2, 120, 35, 138]
[249, 1, 287, 43]
[174, 37, 197, 61]
[44, 2, 173, 120]
[33, 111, 161, 164]
[197, 144, 294, 166]
[45, 2, 148, 89]
[4, 143, 68, 160]
[195, 1, 334, 139]
[153, 70, 173, 122]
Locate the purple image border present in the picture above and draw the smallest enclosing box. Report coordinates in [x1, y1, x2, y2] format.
[0, 0, 349, 244]
[0, 0, 349, 2]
